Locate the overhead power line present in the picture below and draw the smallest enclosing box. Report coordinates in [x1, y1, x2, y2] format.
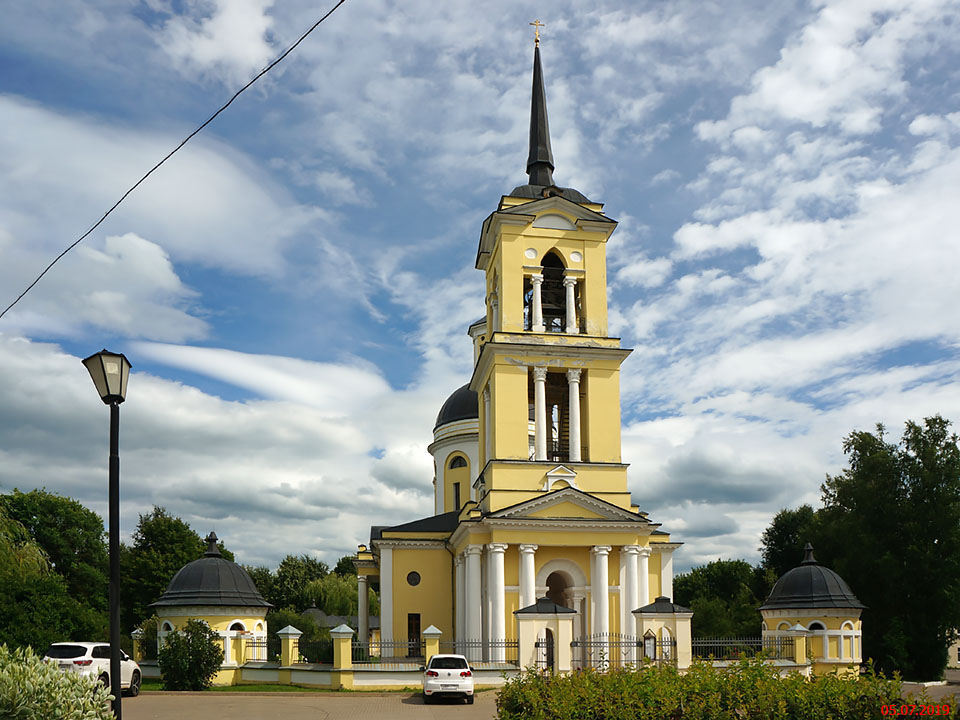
[0, 0, 349, 322]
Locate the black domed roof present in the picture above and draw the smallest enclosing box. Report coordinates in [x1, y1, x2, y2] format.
[434, 384, 478, 429]
[760, 544, 865, 611]
[149, 533, 272, 608]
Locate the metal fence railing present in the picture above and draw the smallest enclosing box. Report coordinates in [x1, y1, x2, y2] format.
[691, 636, 795, 661]
[298, 638, 333, 664]
[244, 637, 268, 663]
[438, 639, 520, 668]
[571, 633, 677, 670]
[352, 639, 424, 669]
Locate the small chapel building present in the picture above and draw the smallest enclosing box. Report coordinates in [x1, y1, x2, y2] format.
[355, 38, 682, 660]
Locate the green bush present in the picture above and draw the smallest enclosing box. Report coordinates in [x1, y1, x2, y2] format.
[157, 619, 224, 690]
[496, 657, 905, 720]
[0, 643, 112, 720]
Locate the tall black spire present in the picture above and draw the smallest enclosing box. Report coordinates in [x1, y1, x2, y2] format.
[526, 44, 556, 187]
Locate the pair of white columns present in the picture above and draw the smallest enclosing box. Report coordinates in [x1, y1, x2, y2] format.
[529, 273, 579, 334]
[621, 546, 651, 638]
[461, 544, 508, 661]
[532, 366, 582, 462]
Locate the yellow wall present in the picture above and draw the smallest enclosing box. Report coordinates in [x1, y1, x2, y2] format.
[490, 364, 529, 461]
[391, 548, 453, 637]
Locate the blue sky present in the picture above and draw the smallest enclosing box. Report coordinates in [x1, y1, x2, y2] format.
[2, 0, 959, 572]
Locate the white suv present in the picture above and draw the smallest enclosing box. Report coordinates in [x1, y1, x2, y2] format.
[421, 654, 474, 704]
[43, 642, 141, 697]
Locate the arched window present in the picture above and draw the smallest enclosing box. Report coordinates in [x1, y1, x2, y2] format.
[448, 455, 467, 469]
[161, 622, 173, 632]
[230, 622, 245, 632]
[808, 622, 825, 631]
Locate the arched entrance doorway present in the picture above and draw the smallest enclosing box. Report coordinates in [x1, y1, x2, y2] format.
[545, 571, 574, 609]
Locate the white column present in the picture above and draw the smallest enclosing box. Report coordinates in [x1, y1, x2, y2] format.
[563, 276, 579, 333]
[623, 546, 640, 638]
[566, 369, 582, 462]
[455, 554, 465, 647]
[533, 366, 548, 460]
[380, 547, 393, 644]
[591, 545, 611, 666]
[488, 543, 508, 662]
[491, 293, 499, 333]
[638, 546, 651, 607]
[358, 575, 369, 645]
[222, 632, 232, 665]
[518, 544, 538, 609]
[591, 546, 611, 634]
[530, 273, 545, 332]
[465, 545, 482, 650]
[483, 386, 492, 465]
[660, 548, 674, 601]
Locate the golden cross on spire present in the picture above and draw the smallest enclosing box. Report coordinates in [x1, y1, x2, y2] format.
[530, 19, 545, 47]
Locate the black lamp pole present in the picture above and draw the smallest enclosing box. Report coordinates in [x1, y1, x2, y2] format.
[108, 400, 122, 719]
[82, 349, 131, 719]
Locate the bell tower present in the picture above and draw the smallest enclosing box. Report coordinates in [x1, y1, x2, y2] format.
[469, 40, 635, 514]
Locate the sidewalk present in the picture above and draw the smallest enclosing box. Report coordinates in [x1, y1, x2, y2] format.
[124, 691, 498, 720]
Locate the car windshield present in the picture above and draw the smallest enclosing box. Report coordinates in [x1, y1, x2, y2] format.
[44, 645, 88, 659]
[430, 657, 468, 669]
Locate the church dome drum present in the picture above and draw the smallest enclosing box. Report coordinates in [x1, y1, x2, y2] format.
[760, 544, 865, 610]
[149, 532, 272, 608]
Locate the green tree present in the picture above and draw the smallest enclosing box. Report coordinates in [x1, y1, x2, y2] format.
[271, 554, 329, 611]
[819, 416, 960, 680]
[157, 619, 224, 691]
[243, 565, 275, 603]
[758, 416, 960, 680]
[122, 507, 233, 631]
[759, 504, 817, 579]
[1, 489, 108, 613]
[0, 505, 104, 650]
[333, 555, 356, 577]
[674, 559, 774, 637]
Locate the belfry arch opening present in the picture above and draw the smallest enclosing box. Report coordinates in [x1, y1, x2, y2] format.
[545, 570, 574, 609]
[528, 368, 584, 462]
[524, 251, 578, 333]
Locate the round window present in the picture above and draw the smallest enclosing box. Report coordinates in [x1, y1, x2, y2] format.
[407, 571, 421, 587]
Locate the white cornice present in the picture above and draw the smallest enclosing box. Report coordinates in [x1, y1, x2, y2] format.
[373, 539, 449, 549]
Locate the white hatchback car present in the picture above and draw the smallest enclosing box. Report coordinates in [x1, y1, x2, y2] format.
[43, 642, 142, 697]
[421, 653, 474, 704]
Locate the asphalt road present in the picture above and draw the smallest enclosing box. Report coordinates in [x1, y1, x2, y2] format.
[124, 691, 498, 720]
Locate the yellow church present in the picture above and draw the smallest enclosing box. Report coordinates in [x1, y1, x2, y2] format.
[355, 36, 683, 665]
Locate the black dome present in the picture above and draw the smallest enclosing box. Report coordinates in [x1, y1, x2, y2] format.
[760, 544, 865, 611]
[149, 533, 272, 608]
[434, 384, 478, 429]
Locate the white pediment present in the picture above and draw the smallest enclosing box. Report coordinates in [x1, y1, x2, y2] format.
[541, 465, 579, 492]
[490, 486, 644, 523]
[500, 195, 615, 225]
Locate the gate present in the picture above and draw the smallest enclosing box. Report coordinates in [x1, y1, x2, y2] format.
[535, 630, 555, 671]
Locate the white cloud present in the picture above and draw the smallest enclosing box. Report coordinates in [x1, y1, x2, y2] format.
[0, 233, 207, 342]
[160, 0, 276, 87]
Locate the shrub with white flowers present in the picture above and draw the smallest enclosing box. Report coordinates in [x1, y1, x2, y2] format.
[0, 643, 112, 720]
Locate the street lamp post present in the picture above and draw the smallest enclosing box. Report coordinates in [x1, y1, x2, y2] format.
[82, 350, 131, 719]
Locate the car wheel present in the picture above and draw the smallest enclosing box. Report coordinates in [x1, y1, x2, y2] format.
[125, 671, 141, 697]
[98, 674, 109, 688]
[466, 694, 475, 705]
[422, 692, 432, 704]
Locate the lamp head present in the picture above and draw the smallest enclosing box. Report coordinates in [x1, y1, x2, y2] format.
[82, 349, 131, 404]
